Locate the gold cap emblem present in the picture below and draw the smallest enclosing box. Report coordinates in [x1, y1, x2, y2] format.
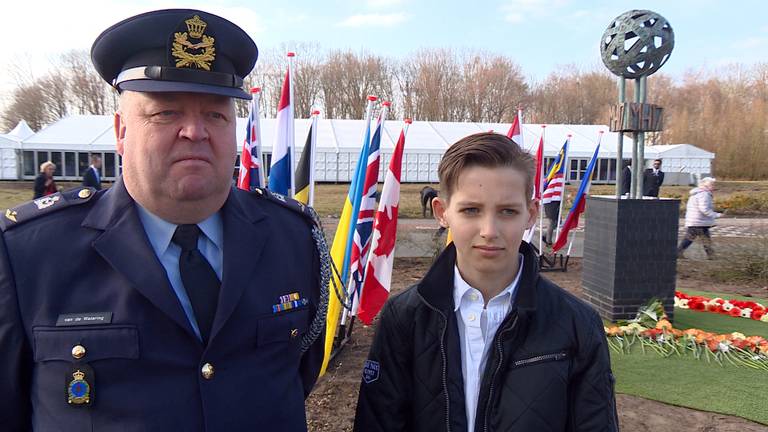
[78, 189, 92, 199]
[172, 15, 216, 70]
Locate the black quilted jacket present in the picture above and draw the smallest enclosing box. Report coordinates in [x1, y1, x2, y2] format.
[354, 242, 619, 432]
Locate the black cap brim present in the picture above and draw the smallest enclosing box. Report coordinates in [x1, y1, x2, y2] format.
[119, 79, 251, 99]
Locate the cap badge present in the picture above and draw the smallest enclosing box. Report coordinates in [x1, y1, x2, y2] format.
[172, 15, 216, 70]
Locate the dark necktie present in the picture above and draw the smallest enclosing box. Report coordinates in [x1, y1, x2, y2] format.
[172, 224, 220, 343]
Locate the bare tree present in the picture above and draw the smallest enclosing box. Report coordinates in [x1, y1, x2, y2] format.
[319, 50, 395, 119]
[461, 52, 528, 122]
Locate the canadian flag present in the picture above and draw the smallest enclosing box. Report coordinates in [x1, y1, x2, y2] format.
[356, 120, 410, 325]
[506, 108, 523, 146]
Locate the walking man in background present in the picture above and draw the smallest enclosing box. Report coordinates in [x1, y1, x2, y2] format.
[82, 153, 103, 190]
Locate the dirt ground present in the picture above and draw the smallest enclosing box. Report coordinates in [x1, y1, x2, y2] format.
[306, 256, 768, 432]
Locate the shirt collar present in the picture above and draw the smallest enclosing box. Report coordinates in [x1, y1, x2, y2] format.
[452, 253, 525, 312]
[135, 204, 223, 255]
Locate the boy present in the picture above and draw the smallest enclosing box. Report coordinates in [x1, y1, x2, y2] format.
[354, 132, 618, 431]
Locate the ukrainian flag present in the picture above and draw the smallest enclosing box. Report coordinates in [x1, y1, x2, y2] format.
[320, 114, 372, 375]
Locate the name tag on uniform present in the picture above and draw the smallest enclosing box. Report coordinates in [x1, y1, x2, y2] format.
[56, 312, 113, 327]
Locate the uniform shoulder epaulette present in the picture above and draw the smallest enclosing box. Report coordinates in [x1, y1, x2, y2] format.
[1, 187, 97, 232]
[252, 187, 321, 228]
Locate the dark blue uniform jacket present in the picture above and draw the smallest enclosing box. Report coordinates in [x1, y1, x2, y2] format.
[0, 178, 323, 431]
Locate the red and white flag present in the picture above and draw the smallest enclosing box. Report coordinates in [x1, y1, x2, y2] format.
[356, 120, 410, 325]
[506, 108, 523, 146]
[523, 127, 545, 243]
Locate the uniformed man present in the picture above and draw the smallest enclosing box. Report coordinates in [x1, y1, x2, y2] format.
[0, 9, 327, 431]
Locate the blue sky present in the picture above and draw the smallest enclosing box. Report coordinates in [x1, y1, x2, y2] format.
[1, 0, 766, 97]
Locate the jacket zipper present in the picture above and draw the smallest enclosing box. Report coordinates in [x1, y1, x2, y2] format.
[417, 293, 452, 432]
[513, 351, 567, 368]
[483, 313, 519, 432]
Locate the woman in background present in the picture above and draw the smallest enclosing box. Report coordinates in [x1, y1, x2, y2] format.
[677, 177, 722, 259]
[33, 161, 58, 198]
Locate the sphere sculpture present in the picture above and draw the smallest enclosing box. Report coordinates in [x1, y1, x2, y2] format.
[600, 10, 674, 78]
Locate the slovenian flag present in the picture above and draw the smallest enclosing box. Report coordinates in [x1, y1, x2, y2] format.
[552, 132, 602, 252]
[268, 56, 295, 196]
[357, 120, 410, 325]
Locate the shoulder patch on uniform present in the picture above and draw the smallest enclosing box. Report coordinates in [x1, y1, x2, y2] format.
[253, 187, 321, 228]
[1, 187, 97, 232]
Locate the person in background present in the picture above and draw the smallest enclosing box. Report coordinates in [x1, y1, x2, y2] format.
[543, 200, 559, 246]
[678, 177, 722, 259]
[620, 161, 632, 196]
[33, 161, 57, 198]
[82, 153, 103, 190]
[643, 158, 664, 197]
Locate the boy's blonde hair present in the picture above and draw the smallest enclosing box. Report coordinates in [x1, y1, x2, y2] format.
[438, 132, 535, 201]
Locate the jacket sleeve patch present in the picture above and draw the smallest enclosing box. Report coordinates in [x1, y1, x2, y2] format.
[363, 359, 380, 384]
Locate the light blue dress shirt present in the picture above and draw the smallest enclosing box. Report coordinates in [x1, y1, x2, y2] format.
[136, 205, 224, 341]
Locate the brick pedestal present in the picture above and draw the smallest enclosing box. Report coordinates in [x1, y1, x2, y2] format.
[581, 196, 680, 322]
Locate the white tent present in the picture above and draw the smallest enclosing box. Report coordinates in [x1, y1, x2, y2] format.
[3, 114, 714, 183]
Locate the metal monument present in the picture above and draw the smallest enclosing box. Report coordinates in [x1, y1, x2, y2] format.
[600, 9, 674, 197]
[581, 10, 680, 321]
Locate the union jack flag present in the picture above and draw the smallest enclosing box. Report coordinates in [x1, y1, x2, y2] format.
[542, 138, 569, 204]
[237, 88, 265, 190]
[349, 103, 389, 312]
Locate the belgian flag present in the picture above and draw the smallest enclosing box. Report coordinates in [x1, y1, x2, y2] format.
[294, 112, 318, 205]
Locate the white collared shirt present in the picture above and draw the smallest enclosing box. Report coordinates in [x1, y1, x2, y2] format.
[453, 254, 524, 432]
[136, 205, 224, 341]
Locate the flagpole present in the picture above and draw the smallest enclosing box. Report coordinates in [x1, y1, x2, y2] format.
[287, 51, 296, 198]
[554, 134, 571, 245]
[538, 125, 546, 253]
[308, 110, 319, 206]
[252, 87, 265, 188]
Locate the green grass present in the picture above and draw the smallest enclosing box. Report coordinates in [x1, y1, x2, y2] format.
[610, 295, 768, 425]
[611, 349, 768, 425]
[673, 308, 768, 339]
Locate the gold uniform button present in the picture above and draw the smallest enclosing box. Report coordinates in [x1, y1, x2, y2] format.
[78, 189, 92, 199]
[201, 363, 215, 380]
[71, 345, 86, 359]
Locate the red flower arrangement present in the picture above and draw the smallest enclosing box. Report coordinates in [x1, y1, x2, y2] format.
[675, 291, 768, 323]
